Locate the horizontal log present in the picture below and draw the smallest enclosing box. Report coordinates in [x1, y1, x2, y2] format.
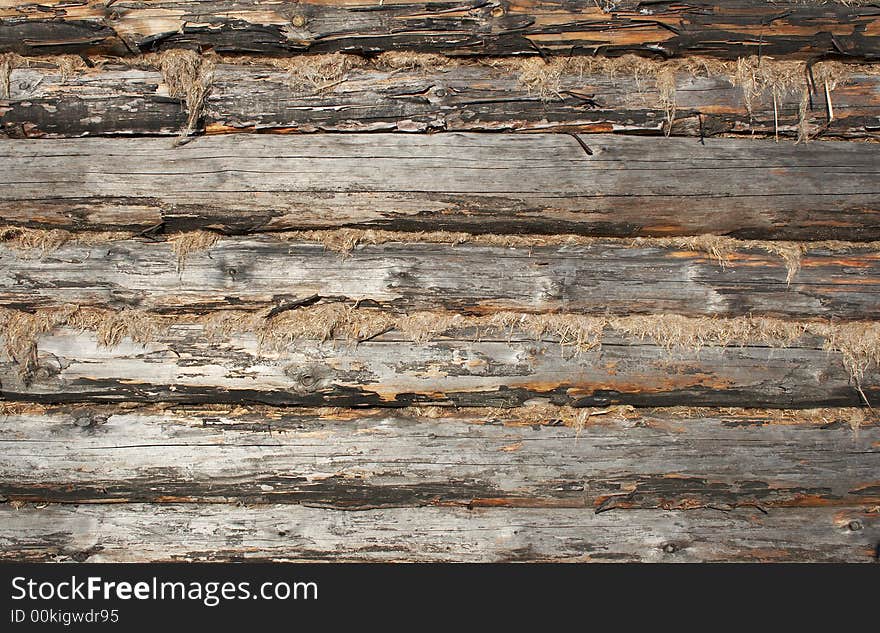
[1, 504, 876, 562]
[1, 1, 879, 60]
[2, 235, 880, 319]
[0, 405, 876, 509]
[1, 321, 877, 407]
[3, 58, 879, 139]
[2, 63, 186, 138]
[2, 134, 880, 240]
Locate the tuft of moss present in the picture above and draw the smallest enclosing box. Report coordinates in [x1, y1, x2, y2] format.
[2, 305, 879, 397]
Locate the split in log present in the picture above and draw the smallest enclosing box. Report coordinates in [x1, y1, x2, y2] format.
[2, 1, 880, 60]
[2, 56, 879, 139]
[2, 134, 880, 240]
[1, 503, 876, 562]
[2, 233, 880, 319]
[0, 405, 876, 509]
[1, 316, 877, 407]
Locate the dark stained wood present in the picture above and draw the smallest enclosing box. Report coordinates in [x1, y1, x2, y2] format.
[3, 60, 879, 139]
[1, 323, 876, 407]
[2, 134, 880, 240]
[1, 503, 876, 562]
[1, 1, 879, 60]
[1, 406, 876, 509]
[1, 63, 187, 138]
[2, 237, 880, 319]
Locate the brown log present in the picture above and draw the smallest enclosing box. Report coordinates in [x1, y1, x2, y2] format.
[1, 503, 876, 562]
[1, 1, 879, 60]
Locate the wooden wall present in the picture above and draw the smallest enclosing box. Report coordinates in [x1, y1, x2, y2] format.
[1, 1, 879, 562]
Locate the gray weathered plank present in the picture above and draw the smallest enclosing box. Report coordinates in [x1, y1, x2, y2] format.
[1, 1, 879, 60]
[1, 324, 876, 407]
[2, 237, 880, 319]
[2, 134, 880, 240]
[1, 503, 876, 562]
[4, 60, 879, 139]
[1, 406, 876, 509]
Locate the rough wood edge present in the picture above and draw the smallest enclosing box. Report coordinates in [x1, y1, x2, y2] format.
[3, 52, 879, 140]
[5, 226, 880, 279]
[2, 304, 879, 393]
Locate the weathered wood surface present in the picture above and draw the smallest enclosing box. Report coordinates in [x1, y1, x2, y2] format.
[2, 504, 876, 562]
[2, 64, 187, 138]
[2, 1, 879, 60]
[3, 238, 880, 319]
[2, 326, 877, 407]
[3, 134, 880, 240]
[4, 61, 880, 139]
[1, 406, 876, 508]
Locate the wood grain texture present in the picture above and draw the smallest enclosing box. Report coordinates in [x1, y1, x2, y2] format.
[2, 325, 877, 407]
[1, 1, 879, 59]
[3, 237, 880, 319]
[3, 4, 879, 566]
[1, 406, 876, 509]
[1, 64, 187, 138]
[2, 134, 880, 240]
[2, 503, 877, 562]
[3, 60, 879, 139]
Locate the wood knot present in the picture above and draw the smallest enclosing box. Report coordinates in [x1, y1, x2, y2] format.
[66, 547, 102, 562]
[848, 520, 863, 532]
[27, 354, 63, 385]
[291, 14, 307, 27]
[73, 413, 110, 429]
[662, 542, 678, 554]
[538, 277, 564, 301]
[284, 363, 331, 392]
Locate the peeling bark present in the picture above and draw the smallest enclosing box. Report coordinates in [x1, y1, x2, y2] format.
[1, 1, 879, 60]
